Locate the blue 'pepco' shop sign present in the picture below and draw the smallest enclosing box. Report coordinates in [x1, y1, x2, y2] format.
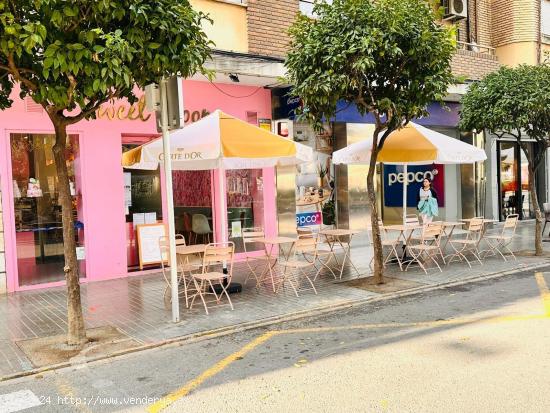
[383, 165, 445, 207]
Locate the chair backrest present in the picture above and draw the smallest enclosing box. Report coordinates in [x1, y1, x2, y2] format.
[293, 234, 318, 261]
[202, 242, 235, 278]
[421, 222, 443, 243]
[466, 217, 485, 242]
[192, 214, 211, 234]
[406, 214, 420, 226]
[297, 226, 315, 238]
[502, 214, 519, 236]
[242, 228, 264, 253]
[183, 212, 193, 232]
[544, 203, 550, 217]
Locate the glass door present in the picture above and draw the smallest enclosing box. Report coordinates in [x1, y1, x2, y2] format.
[498, 141, 534, 220]
[10, 133, 85, 286]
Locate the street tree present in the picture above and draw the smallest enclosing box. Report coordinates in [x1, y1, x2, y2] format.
[285, 0, 455, 283]
[0, 0, 212, 347]
[460, 64, 550, 255]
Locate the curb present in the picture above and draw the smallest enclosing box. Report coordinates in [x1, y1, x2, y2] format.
[1, 260, 549, 383]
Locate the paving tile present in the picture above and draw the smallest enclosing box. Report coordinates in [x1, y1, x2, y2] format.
[0, 223, 546, 377]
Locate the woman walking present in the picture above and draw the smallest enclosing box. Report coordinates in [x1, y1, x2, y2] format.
[417, 178, 439, 224]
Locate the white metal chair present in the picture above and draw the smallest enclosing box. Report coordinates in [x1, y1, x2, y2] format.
[296, 227, 337, 279]
[374, 220, 404, 271]
[277, 235, 319, 297]
[189, 242, 235, 315]
[447, 217, 485, 268]
[483, 214, 519, 261]
[241, 228, 271, 288]
[406, 222, 445, 274]
[159, 234, 200, 308]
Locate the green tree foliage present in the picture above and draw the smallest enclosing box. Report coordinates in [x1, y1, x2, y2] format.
[0, 0, 212, 346]
[286, 0, 455, 283]
[460, 64, 550, 255]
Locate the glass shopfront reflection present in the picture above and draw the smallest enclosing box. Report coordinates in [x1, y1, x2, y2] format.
[498, 141, 534, 220]
[227, 169, 265, 253]
[173, 170, 214, 245]
[10, 133, 85, 286]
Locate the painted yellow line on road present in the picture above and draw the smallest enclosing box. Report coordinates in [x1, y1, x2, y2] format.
[147, 331, 278, 413]
[279, 313, 548, 335]
[535, 272, 550, 315]
[147, 273, 550, 411]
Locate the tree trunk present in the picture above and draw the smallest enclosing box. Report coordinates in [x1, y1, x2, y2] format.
[52, 122, 87, 347]
[368, 142, 384, 284]
[523, 144, 544, 256]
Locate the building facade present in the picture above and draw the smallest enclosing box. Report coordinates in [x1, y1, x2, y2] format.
[0, 0, 547, 293]
[269, 0, 550, 240]
[0, 0, 289, 294]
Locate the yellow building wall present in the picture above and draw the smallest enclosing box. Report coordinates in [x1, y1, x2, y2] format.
[495, 42, 538, 66]
[190, 0, 248, 53]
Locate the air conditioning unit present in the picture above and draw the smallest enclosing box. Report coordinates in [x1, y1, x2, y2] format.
[443, 0, 468, 21]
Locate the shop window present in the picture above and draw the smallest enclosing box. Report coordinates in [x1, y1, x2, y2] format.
[226, 169, 264, 253]
[173, 170, 214, 245]
[299, 0, 333, 18]
[10, 133, 85, 286]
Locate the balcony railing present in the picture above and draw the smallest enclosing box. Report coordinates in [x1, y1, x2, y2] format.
[456, 41, 496, 56]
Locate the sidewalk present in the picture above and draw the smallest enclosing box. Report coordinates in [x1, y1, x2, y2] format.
[0, 222, 548, 379]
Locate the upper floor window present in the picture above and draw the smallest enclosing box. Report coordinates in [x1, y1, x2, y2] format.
[542, 1, 550, 37]
[299, 0, 333, 18]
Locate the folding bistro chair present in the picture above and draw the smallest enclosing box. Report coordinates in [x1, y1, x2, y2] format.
[189, 242, 235, 315]
[277, 235, 319, 297]
[406, 222, 445, 274]
[375, 220, 404, 271]
[296, 227, 337, 279]
[483, 214, 519, 261]
[159, 235, 201, 308]
[447, 217, 484, 268]
[241, 228, 271, 287]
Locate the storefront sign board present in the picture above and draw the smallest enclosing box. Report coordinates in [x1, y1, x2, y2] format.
[296, 211, 322, 227]
[383, 164, 445, 207]
[136, 224, 166, 270]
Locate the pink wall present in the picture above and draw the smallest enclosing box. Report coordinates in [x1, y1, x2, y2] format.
[0, 80, 274, 292]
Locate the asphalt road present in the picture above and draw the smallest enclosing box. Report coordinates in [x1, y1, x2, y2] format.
[1, 269, 549, 413]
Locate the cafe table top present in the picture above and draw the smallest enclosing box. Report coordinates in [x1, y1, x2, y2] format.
[460, 218, 498, 223]
[176, 244, 207, 255]
[252, 236, 297, 245]
[383, 224, 422, 232]
[319, 228, 361, 237]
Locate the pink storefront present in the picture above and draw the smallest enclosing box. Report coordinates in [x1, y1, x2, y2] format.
[0, 80, 275, 293]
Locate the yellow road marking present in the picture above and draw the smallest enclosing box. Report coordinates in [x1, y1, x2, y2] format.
[535, 272, 550, 315]
[147, 331, 278, 413]
[278, 313, 548, 335]
[147, 273, 550, 412]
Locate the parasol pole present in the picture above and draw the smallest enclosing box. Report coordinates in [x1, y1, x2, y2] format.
[403, 164, 408, 225]
[160, 77, 180, 323]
